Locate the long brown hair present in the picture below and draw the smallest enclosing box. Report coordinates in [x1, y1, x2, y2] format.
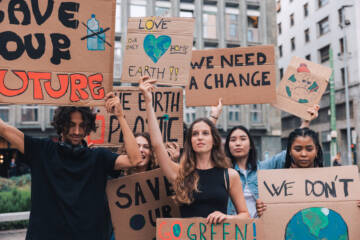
[173, 118, 230, 204]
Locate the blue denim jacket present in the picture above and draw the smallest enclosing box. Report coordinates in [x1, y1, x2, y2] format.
[227, 150, 286, 215]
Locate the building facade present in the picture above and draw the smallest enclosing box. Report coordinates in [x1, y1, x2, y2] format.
[277, 0, 360, 166]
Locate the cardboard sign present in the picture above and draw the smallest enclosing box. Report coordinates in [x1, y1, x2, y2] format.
[87, 86, 183, 147]
[258, 166, 360, 240]
[121, 17, 195, 86]
[272, 56, 332, 120]
[185, 46, 276, 106]
[107, 168, 181, 240]
[0, 0, 115, 105]
[156, 218, 262, 240]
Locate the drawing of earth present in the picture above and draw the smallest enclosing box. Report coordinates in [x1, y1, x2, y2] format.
[285, 207, 348, 240]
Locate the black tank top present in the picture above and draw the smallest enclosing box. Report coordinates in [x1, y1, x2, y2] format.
[180, 167, 229, 218]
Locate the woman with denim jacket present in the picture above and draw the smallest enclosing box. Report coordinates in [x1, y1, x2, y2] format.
[209, 99, 319, 218]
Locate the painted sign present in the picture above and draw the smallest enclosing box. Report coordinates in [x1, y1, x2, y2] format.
[272, 56, 332, 120]
[87, 86, 183, 147]
[156, 218, 262, 240]
[107, 169, 181, 240]
[185, 46, 276, 106]
[121, 17, 195, 86]
[258, 166, 360, 240]
[0, 0, 115, 105]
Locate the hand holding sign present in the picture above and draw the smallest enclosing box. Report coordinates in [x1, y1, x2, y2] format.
[209, 98, 223, 123]
[105, 92, 124, 117]
[300, 104, 320, 128]
[138, 76, 156, 103]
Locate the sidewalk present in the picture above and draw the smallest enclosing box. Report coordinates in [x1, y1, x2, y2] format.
[0, 229, 26, 240]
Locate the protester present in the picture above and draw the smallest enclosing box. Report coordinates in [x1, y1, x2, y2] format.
[0, 93, 141, 240]
[256, 128, 324, 216]
[209, 99, 319, 218]
[139, 76, 249, 223]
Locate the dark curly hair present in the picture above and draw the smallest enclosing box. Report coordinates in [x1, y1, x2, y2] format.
[51, 107, 97, 137]
[284, 128, 323, 168]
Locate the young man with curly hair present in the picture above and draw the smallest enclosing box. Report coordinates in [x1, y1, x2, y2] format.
[0, 93, 141, 240]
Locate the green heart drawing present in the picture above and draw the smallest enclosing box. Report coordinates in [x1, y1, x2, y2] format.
[143, 34, 171, 63]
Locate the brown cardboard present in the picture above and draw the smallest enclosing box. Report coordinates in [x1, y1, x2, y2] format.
[0, 0, 115, 105]
[258, 166, 360, 240]
[185, 46, 276, 106]
[106, 168, 181, 240]
[156, 218, 263, 240]
[272, 56, 332, 120]
[87, 86, 183, 147]
[121, 17, 195, 86]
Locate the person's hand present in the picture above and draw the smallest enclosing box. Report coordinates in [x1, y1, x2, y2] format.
[166, 142, 180, 162]
[207, 211, 227, 224]
[300, 104, 320, 128]
[105, 92, 124, 117]
[210, 98, 223, 121]
[256, 199, 267, 217]
[139, 76, 156, 103]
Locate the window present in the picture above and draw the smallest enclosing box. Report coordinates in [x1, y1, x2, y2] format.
[338, 8, 343, 25]
[319, 45, 330, 63]
[203, 12, 217, 39]
[21, 105, 39, 123]
[155, 7, 171, 17]
[303, 3, 309, 17]
[280, 68, 284, 79]
[180, 9, 193, 17]
[339, 38, 345, 54]
[341, 67, 349, 86]
[318, 17, 329, 36]
[49, 106, 57, 122]
[115, 2, 121, 33]
[229, 112, 233, 121]
[318, 0, 329, 8]
[290, 13, 294, 26]
[305, 54, 311, 60]
[226, 14, 239, 41]
[250, 105, 262, 124]
[130, 1, 146, 17]
[291, 37, 295, 51]
[114, 41, 121, 78]
[304, 28, 310, 43]
[0, 105, 9, 122]
[278, 22, 282, 34]
[279, 45, 283, 57]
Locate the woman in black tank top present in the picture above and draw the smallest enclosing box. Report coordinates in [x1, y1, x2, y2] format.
[140, 77, 249, 224]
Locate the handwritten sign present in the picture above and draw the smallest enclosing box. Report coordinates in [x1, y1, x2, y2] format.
[0, 0, 115, 105]
[107, 169, 181, 240]
[272, 56, 332, 120]
[156, 218, 262, 240]
[258, 166, 360, 240]
[87, 86, 183, 147]
[185, 46, 276, 106]
[121, 17, 195, 86]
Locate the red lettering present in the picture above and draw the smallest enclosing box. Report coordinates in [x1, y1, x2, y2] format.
[0, 70, 29, 97]
[28, 72, 51, 99]
[157, 221, 171, 240]
[44, 74, 69, 98]
[70, 73, 89, 102]
[86, 114, 105, 144]
[88, 73, 105, 100]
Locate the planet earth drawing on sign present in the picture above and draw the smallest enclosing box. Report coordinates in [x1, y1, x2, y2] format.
[285, 207, 348, 240]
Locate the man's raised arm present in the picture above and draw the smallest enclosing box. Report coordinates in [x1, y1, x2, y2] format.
[0, 119, 24, 153]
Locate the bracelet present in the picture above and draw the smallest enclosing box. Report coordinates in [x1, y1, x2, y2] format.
[210, 115, 218, 120]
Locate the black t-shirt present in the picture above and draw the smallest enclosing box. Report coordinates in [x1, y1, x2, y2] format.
[180, 167, 229, 218]
[21, 135, 117, 240]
